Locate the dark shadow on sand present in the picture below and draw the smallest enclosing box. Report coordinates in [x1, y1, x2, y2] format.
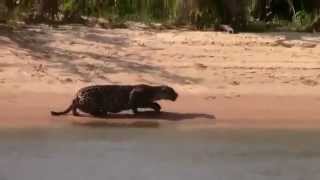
[69, 111, 215, 128]
[77, 111, 215, 121]
[0, 24, 202, 85]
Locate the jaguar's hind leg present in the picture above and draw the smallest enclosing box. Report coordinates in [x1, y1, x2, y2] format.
[72, 106, 80, 116]
[72, 101, 80, 116]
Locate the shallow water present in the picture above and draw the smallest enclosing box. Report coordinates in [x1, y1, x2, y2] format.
[0, 127, 319, 180]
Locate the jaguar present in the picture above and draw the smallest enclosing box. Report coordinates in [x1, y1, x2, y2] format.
[51, 84, 178, 117]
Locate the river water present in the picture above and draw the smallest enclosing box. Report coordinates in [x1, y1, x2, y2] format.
[0, 127, 319, 180]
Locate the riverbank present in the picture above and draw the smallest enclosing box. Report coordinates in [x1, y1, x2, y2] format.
[1, 25, 320, 129]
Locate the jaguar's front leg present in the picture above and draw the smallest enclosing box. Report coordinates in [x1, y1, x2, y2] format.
[137, 102, 161, 113]
[132, 107, 139, 115]
[131, 103, 160, 115]
[148, 102, 161, 113]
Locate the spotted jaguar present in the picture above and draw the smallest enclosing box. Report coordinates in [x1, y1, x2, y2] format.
[51, 84, 178, 117]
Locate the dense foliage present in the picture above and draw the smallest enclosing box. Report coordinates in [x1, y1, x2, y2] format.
[0, 0, 319, 31]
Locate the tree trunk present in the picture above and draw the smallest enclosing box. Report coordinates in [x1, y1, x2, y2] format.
[5, 0, 16, 16]
[37, 0, 59, 21]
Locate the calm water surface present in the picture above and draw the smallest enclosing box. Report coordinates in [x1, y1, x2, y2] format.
[0, 127, 319, 180]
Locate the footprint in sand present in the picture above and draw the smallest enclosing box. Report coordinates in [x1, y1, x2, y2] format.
[224, 94, 241, 99]
[300, 77, 318, 86]
[97, 74, 108, 80]
[282, 80, 292, 84]
[84, 64, 97, 71]
[205, 96, 216, 101]
[59, 77, 73, 83]
[230, 81, 240, 86]
[194, 63, 208, 70]
[137, 42, 146, 47]
[33, 64, 48, 73]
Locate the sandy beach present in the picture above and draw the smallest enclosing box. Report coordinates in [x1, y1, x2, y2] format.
[2, 24, 320, 180]
[1, 24, 320, 129]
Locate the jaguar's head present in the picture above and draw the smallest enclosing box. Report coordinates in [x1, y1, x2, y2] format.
[157, 85, 178, 101]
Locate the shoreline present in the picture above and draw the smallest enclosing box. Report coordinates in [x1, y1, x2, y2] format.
[1, 91, 320, 130]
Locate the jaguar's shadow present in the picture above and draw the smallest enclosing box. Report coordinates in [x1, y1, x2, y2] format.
[84, 111, 216, 121]
[71, 111, 215, 128]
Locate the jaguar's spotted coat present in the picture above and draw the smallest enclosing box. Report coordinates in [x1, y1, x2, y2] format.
[51, 84, 178, 117]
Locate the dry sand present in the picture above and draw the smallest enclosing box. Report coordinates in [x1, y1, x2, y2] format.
[1, 24, 320, 129]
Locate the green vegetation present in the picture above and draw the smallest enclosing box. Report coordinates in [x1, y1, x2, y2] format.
[0, 0, 319, 32]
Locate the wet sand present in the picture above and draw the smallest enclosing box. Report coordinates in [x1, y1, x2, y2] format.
[1, 92, 320, 129]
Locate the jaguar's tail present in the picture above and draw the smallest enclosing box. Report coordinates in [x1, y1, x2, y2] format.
[50, 99, 75, 116]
